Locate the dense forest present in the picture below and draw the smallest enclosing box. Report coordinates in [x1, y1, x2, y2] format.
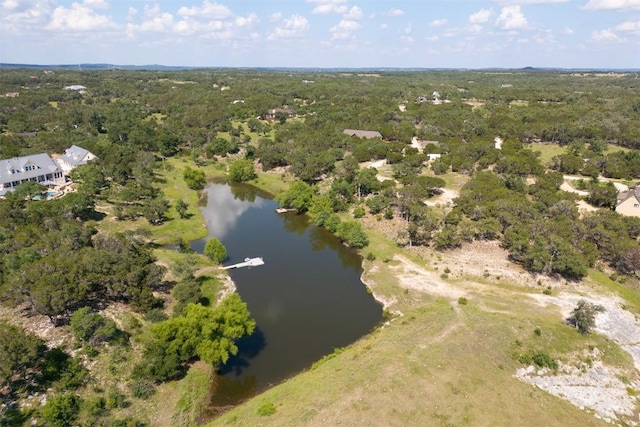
[1, 68, 640, 426]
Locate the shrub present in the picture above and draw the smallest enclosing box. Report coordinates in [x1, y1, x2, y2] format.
[366, 252, 376, 261]
[519, 350, 558, 370]
[353, 206, 365, 219]
[129, 378, 156, 400]
[457, 297, 468, 305]
[183, 166, 206, 190]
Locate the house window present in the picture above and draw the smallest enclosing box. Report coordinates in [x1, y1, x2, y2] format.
[634, 204, 639, 208]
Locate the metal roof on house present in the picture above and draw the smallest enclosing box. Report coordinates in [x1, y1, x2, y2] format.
[343, 129, 383, 139]
[617, 185, 640, 205]
[59, 145, 93, 167]
[0, 153, 61, 185]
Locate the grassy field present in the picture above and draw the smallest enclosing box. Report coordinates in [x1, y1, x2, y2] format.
[207, 296, 617, 426]
[530, 142, 630, 166]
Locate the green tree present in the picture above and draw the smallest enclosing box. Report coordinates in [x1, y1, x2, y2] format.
[567, 300, 604, 334]
[336, 220, 369, 248]
[142, 197, 169, 225]
[40, 393, 80, 427]
[0, 321, 46, 394]
[204, 238, 227, 264]
[228, 158, 257, 182]
[175, 199, 189, 219]
[69, 307, 120, 346]
[276, 180, 316, 213]
[138, 295, 255, 381]
[587, 182, 617, 209]
[13, 181, 46, 199]
[183, 166, 206, 190]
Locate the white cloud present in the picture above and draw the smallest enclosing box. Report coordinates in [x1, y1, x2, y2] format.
[330, 19, 361, 40]
[235, 13, 258, 29]
[616, 19, 640, 33]
[270, 12, 282, 22]
[563, 27, 574, 34]
[385, 8, 405, 17]
[591, 29, 623, 41]
[405, 24, 412, 34]
[1, 0, 53, 32]
[425, 35, 439, 41]
[429, 18, 448, 27]
[127, 7, 137, 20]
[83, 0, 108, 9]
[400, 35, 414, 45]
[380, 23, 388, 30]
[583, 0, 640, 10]
[177, 1, 233, 19]
[47, 0, 117, 31]
[126, 4, 173, 35]
[307, 0, 348, 14]
[469, 8, 493, 24]
[496, 6, 528, 30]
[267, 14, 309, 40]
[343, 6, 363, 20]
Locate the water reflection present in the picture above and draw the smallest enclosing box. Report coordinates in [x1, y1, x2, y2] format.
[198, 182, 265, 239]
[194, 182, 382, 414]
[217, 328, 267, 376]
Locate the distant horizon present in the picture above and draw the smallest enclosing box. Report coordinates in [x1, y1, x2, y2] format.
[2, 63, 639, 73]
[1, 1, 639, 70]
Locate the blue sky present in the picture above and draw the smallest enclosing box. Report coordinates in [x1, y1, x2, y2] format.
[1, 0, 639, 68]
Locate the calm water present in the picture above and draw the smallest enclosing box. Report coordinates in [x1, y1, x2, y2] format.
[191, 182, 382, 408]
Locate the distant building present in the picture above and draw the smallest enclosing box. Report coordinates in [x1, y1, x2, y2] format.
[263, 108, 296, 121]
[63, 85, 87, 91]
[4, 92, 19, 98]
[616, 185, 640, 217]
[343, 129, 383, 139]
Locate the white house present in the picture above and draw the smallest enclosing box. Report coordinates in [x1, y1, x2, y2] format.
[56, 145, 98, 173]
[0, 145, 97, 197]
[0, 153, 65, 196]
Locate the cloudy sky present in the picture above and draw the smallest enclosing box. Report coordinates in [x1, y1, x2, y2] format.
[1, 0, 639, 69]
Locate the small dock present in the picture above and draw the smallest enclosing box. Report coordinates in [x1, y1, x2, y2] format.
[220, 257, 265, 270]
[276, 208, 295, 214]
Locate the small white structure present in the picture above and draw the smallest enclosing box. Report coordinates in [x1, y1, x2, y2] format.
[494, 137, 503, 150]
[220, 257, 265, 270]
[56, 145, 97, 173]
[426, 153, 442, 161]
[63, 85, 86, 91]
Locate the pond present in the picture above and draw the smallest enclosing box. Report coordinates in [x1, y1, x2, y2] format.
[191, 181, 383, 410]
